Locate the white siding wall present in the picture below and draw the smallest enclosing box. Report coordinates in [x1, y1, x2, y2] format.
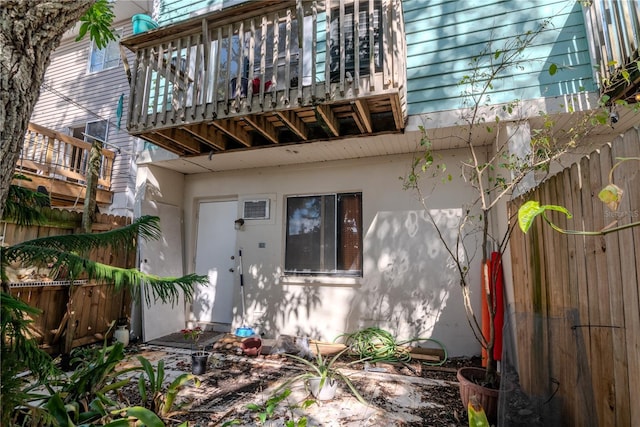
[30, 17, 139, 216]
[139, 148, 485, 357]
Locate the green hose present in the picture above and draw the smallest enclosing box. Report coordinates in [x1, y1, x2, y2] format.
[336, 327, 448, 366]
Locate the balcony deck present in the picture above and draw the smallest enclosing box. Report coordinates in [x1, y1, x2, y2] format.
[121, 0, 407, 156]
[584, 0, 640, 103]
[14, 123, 115, 208]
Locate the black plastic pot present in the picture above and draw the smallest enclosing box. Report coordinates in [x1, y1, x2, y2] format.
[191, 352, 209, 375]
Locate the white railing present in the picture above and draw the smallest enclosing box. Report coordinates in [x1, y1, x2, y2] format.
[125, 0, 406, 132]
[19, 123, 115, 189]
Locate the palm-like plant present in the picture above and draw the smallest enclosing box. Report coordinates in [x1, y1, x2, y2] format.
[1, 183, 208, 424]
[1, 214, 204, 306]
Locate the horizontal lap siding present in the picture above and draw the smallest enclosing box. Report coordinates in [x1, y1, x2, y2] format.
[404, 0, 596, 115]
[157, 0, 245, 26]
[29, 18, 138, 211]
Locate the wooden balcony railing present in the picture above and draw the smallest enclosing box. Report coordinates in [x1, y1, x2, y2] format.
[584, 0, 640, 102]
[121, 0, 407, 156]
[15, 123, 115, 206]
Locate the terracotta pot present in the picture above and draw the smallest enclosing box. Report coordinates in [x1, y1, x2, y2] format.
[191, 352, 210, 375]
[457, 367, 500, 423]
[241, 337, 262, 356]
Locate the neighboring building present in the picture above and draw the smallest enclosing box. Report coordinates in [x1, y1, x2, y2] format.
[26, 1, 155, 217]
[121, 0, 640, 357]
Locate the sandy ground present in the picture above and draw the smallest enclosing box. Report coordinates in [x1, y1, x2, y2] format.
[118, 342, 467, 426]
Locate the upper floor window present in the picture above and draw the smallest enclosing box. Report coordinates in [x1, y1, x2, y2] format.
[285, 192, 362, 276]
[88, 29, 122, 73]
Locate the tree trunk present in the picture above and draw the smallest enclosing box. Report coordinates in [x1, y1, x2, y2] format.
[82, 139, 103, 233]
[0, 1, 94, 219]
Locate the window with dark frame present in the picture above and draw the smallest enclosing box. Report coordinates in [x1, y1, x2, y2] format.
[285, 192, 362, 276]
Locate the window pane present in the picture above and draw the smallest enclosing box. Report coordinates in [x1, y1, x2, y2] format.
[88, 31, 121, 72]
[285, 195, 335, 273]
[86, 120, 108, 141]
[89, 47, 105, 72]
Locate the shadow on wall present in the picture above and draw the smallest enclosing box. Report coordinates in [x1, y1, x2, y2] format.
[344, 208, 480, 356]
[232, 264, 325, 339]
[217, 208, 480, 357]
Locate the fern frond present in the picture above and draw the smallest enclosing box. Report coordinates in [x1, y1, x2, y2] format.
[3, 177, 49, 225]
[10, 215, 162, 255]
[2, 245, 205, 305]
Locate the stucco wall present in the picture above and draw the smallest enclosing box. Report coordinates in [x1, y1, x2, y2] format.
[159, 149, 485, 357]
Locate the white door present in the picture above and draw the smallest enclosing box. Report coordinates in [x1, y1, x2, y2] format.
[192, 201, 238, 325]
[139, 202, 186, 342]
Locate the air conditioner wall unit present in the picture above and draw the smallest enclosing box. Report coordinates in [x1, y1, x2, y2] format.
[243, 199, 270, 220]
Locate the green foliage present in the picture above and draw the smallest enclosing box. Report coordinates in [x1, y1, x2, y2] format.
[598, 183, 623, 211]
[517, 201, 572, 233]
[136, 356, 200, 417]
[0, 292, 60, 426]
[337, 327, 448, 367]
[75, 0, 117, 49]
[467, 399, 490, 427]
[3, 175, 50, 225]
[225, 388, 314, 426]
[520, 158, 640, 236]
[104, 406, 165, 427]
[56, 342, 139, 423]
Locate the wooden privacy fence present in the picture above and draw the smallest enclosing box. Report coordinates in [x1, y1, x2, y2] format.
[509, 126, 640, 426]
[1, 209, 134, 354]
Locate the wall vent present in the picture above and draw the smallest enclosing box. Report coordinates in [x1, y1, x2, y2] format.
[243, 199, 270, 220]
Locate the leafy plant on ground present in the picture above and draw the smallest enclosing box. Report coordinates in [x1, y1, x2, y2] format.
[223, 388, 315, 427]
[135, 356, 200, 418]
[43, 340, 144, 426]
[278, 344, 367, 405]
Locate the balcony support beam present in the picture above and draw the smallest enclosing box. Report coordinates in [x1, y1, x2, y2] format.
[315, 104, 339, 137]
[244, 115, 279, 144]
[212, 119, 253, 147]
[185, 123, 228, 151]
[275, 110, 308, 140]
[352, 100, 372, 133]
[156, 128, 202, 154]
[144, 132, 197, 156]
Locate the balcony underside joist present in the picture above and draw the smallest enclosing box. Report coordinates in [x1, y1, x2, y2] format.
[133, 92, 404, 156]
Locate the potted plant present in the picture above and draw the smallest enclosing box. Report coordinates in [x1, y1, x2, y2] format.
[281, 345, 367, 404]
[182, 326, 209, 375]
